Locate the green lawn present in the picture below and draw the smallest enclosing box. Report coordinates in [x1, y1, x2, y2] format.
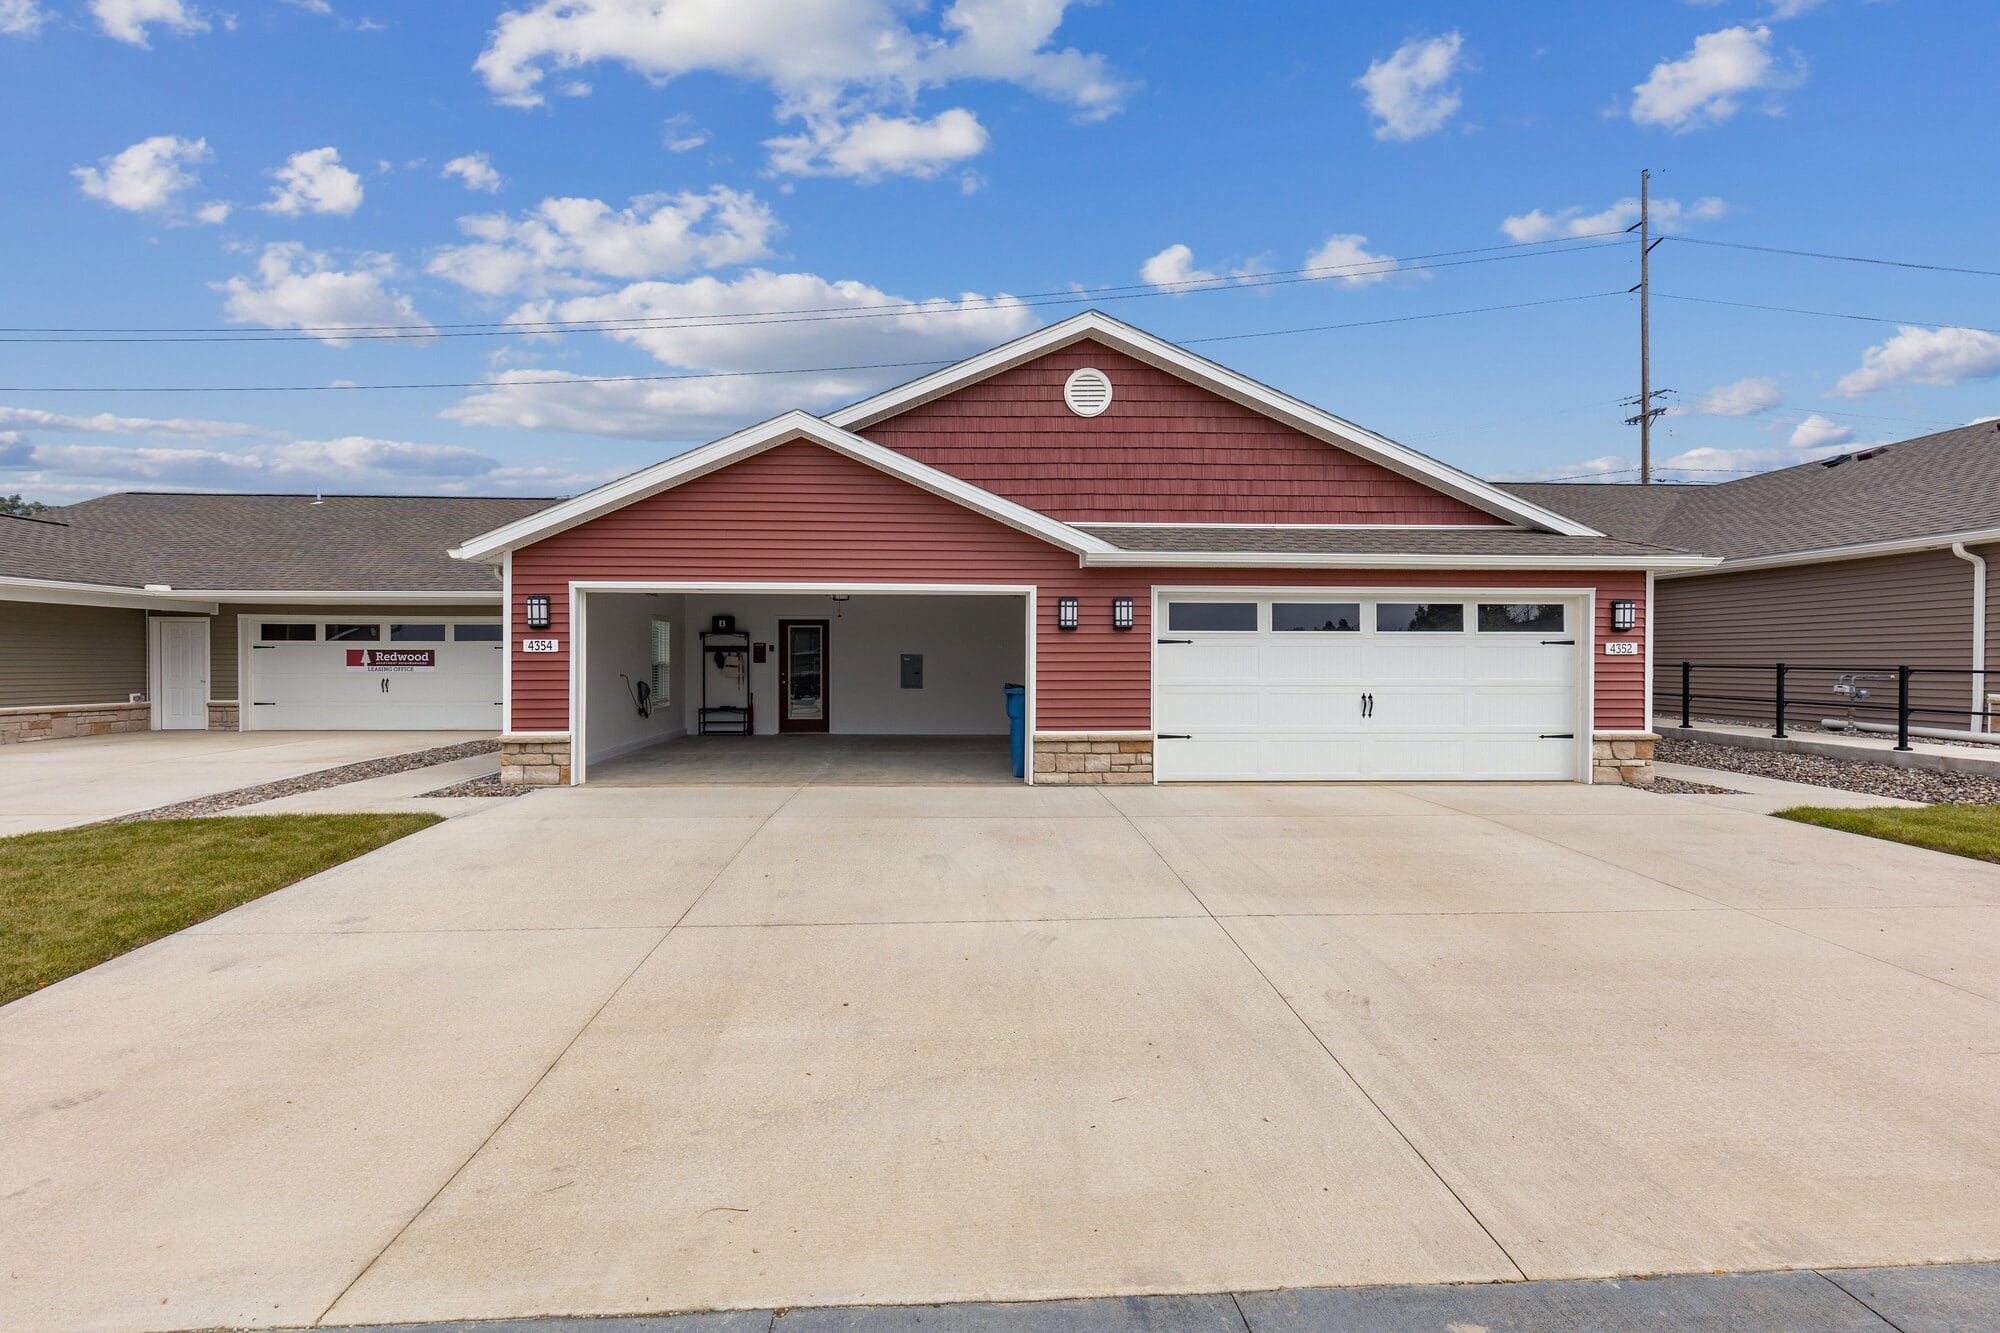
[1, 813, 439, 1006]
[1775, 804, 2000, 865]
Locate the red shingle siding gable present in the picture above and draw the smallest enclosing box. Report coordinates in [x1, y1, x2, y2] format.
[859, 340, 1506, 526]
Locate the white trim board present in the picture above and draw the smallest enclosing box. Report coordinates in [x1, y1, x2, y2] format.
[450, 412, 1117, 564]
[1659, 526, 2000, 578]
[1082, 550, 1717, 572]
[828, 311, 1602, 538]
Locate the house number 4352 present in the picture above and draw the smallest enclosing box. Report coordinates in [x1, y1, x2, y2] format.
[1603, 641, 1640, 656]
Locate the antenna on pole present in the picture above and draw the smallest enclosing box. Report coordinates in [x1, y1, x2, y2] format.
[1622, 168, 1670, 483]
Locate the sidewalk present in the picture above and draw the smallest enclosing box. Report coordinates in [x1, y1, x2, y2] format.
[316, 1262, 2000, 1332]
[1656, 717, 2000, 777]
[1652, 762, 1925, 815]
[215, 753, 507, 818]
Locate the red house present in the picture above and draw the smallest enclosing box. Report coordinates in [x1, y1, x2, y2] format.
[453, 313, 1712, 787]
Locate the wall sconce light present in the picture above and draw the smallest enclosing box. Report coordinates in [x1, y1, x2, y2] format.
[1057, 596, 1080, 631]
[1112, 597, 1134, 631]
[1611, 599, 1637, 633]
[525, 594, 551, 629]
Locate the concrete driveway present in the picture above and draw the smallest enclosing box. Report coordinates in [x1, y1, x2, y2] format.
[0, 729, 489, 834]
[4, 782, 2000, 1331]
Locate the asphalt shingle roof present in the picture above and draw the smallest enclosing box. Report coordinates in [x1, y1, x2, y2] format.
[1504, 421, 2000, 561]
[1, 493, 554, 592]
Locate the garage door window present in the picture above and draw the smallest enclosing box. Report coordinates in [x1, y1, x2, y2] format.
[1272, 602, 1360, 632]
[1375, 602, 1464, 633]
[454, 624, 502, 642]
[260, 622, 315, 642]
[324, 623, 380, 642]
[390, 623, 446, 642]
[1478, 603, 1565, 633]
[1167, 602, 1258, 632]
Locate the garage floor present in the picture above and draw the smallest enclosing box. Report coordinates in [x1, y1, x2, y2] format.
[5, 782, 2000, 1331]
[587, 733, 1015, 785]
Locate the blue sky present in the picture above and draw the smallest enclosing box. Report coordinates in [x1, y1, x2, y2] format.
[3, 0, 1996, 504]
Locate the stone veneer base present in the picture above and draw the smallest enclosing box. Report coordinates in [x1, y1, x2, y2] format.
[0, 702, 151, 745]
[1592, 732, 1658, 786]
[1033, 736, 1153, 785]
[208, 703, 240, 731]
[501, 734, 573, 786]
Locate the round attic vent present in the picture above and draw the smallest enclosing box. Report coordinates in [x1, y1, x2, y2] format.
[1063, 367, 1113, 418]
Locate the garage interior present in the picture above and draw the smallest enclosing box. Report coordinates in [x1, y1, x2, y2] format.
[576, 590, 1029, 785]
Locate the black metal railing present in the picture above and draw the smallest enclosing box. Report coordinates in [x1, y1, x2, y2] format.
[1672, 661, 1997, 752]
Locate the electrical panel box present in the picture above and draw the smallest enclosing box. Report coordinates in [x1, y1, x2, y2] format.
[900, 654, 924, 689]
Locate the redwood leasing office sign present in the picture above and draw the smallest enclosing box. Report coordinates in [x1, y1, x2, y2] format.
[346, 648, 436, 672]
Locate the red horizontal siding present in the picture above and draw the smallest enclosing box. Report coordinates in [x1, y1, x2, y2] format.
[509, 439, 1648, 734]
[860, 340, 1507, 526]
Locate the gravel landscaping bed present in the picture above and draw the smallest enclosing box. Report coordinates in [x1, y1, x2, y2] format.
[107, 739, 501, 823]
[420, 772, 532, 799]
[1657, 735, 2000, 805]
[1649, 775, 1746, 795]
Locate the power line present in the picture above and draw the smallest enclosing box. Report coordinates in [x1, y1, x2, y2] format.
[0, 237, 1630, 344]
[1667, 235, 2000, 279]
[1656, 291, 2000, 335]
[0, 291, 1628, 394]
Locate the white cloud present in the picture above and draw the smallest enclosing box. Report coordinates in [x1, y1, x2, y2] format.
[90, 0, 206, 46]
[473, 0, 1128, 177]
[261, 147, 364, 216]
[1, 0, 48, 36]
[765, 108, 988, 181]
[1631, 25, 1801, 131]
[663, 115, 709, 152]
[441, 152, 503, 193]
[0, 434, 616, 498]
[213, 243, 431, 343]
[0, 406, 259, 438]
[1669, 375, 1781, 418]
[1305, 234, 1408, 287]
[1501, 194, 1725, 243]
[1490, 454, 1634, 484]
[1656, 441, 1853, 477]
[1788, 413, 1855, 449]
[428, 187, 779, 297]
[445, 268, 1035, 439]
[1354, 32, 1466, 141]
[195, 200, 232, 224]
[1833, 326, 2000, 398]
[73, 135, 211, 215]
[1767, 0, 1825, 18]
[1140, 244, 1217, 292]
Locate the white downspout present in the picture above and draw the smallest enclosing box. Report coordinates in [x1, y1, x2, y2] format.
[1951, 542, 1987, 731]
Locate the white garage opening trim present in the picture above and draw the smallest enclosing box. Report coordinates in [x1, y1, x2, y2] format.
[238, 614, 504, 731]
[1151, 587, 1594, 783]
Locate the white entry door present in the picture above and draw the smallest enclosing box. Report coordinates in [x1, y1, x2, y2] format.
[1154, 594, 1583, 782]
[156, 618, 210, 730]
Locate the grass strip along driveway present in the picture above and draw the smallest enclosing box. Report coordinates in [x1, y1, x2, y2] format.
[1, 813, 439, 1006]
[1778, 803, 2000, 864]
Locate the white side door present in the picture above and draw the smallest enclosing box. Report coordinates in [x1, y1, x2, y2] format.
[156, 618, 210, 730]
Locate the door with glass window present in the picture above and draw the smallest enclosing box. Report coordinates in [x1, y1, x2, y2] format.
[778, 619, 830, 733]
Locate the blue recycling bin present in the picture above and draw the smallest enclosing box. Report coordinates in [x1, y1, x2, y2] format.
[1003, 684, 1026, 778]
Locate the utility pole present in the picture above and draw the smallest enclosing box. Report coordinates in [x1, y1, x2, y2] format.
[1623, 168, 1669, 483]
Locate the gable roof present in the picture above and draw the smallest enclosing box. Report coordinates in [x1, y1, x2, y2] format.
[2, 493, 547, 595]
[1075, 523, 1711, 569]
[1504, 420, 2000, 566]
[449, 411, 1121, 563]
[829, 310, 1602, 537]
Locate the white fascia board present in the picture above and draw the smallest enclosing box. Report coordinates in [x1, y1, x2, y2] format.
[1077, 521, 1524, 531]
[1084, 550, 1721, 571]
[0, 577, 216, 612]
[827, 311, 1602, 538]
[1659, 526, 2000, 579]
[448, 409, 1112, 561]
[173, 590, 502, 604]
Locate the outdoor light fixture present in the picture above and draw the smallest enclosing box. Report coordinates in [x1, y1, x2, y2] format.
[1112, 597, 1134, 631]
[1611, 600, 1637, 633]
[525, 594, 551, 629]
[1057, 596, 1080, 631]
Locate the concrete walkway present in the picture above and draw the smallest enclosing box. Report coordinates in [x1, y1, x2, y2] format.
[588, 734, 1015, 785]
[5, 782, 2000, 1331]
[321, 1262, 2000, 1331]
[1657, 717, 2000, 776]
[0, 729, 490, 834]
[1654, 761, 1928, 815]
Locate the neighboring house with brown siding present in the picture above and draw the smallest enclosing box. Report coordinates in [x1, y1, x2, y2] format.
[1507, 421, 2000, 737]
[0, 495, 546, 742]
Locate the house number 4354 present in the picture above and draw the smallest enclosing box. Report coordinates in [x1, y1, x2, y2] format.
[521, 638, 561, 653]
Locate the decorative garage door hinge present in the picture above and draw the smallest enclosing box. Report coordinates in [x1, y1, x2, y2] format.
[1157, 733, 1192, 740]
[1540, 733, 1575, 739]
[1541, 639, 1576, 645]
[1157, 638, 1193, 644]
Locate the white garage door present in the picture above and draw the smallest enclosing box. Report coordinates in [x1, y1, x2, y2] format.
[1154, 595, 1583, 782]
[245, 617, 503, 730]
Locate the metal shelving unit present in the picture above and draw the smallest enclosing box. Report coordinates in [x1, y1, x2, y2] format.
[697, 629, 753, 735]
